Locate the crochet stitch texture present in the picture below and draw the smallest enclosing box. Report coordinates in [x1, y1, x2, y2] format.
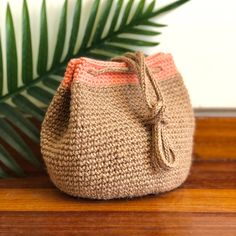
[41, 52, 195, 200]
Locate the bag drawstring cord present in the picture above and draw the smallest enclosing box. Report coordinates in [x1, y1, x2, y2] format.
[91, 51, 177, 170]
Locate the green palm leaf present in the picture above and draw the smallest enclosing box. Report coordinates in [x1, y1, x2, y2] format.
[6, 4, 18, 93]
[92, 0, 113, 44]
[52, 0, 68, 67]
[108, 0, 123, 33]
[66, 0, 81, 58]
[79, 0, 100, 51]
[0, 145, 24, 177]
[120, 0, 134, 27]
[0, 119, 40, 167]
[0, 0, 190, 177]
[37, 0, 48, 75]
[22, 0, 33, 84]
[131, 0, 145, 22]
[144, 0, 156, 16]
[0, 35, 3, 95]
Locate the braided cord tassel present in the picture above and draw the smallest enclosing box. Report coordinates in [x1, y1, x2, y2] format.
[112, 51, 177, 171]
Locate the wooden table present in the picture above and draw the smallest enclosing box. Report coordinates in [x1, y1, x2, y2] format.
[0, 117, 236, 235]
[0, 160, 235, 236]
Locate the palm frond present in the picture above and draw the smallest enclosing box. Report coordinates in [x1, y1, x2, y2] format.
[131, 0, 145, 22]
[0, 0, 190, 177]
[92, 0, 113, 44]
[0, 145, 24, 176]
[52, 0, 68, 67]
[107, 0, 123, 33]
[79, 0, 100, 51]
[143, 0, 155, 16]
[22, 0, 33, 84]
[0, 34, 3, 96]
[0, 119, 40, 167]
[37, 0, 48, 76]
[6, 4, 18, 93]
[66, 0, 81, 58]
[120, 0, 134, 27]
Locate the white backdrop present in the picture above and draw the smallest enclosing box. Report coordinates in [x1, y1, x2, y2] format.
[1, 0, 236, 108]
[153, 0, 236, 108]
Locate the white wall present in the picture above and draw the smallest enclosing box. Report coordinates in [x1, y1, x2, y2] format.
[1, 0, 236, 108]
[153, 0, 236, 108]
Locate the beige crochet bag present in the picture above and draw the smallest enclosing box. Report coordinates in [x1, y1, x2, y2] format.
[41, 51, 195, 200]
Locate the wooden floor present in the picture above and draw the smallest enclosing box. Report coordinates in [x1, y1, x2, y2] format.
[0, 160, 235, 236]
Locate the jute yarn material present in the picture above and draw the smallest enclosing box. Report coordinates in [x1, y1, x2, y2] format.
[41, 51, 195, 200]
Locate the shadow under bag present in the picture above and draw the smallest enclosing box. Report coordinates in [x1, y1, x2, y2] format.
[41, 51, 195, 200]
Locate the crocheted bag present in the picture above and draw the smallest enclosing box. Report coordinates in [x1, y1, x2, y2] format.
[41, 51, 195, 200]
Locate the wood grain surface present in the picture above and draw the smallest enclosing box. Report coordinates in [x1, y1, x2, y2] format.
[194, 117, 236, 160]
[0, 117, 236, 235]
[0, 160, 235, 235]
[1, 212, 236, 236]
